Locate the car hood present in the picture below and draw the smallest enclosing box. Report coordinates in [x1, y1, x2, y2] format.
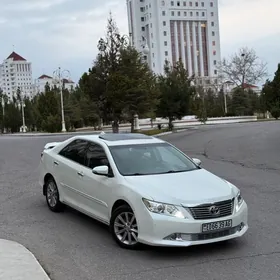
[124, 169, 238, 206]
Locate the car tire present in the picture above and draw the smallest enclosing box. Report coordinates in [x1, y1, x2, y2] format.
[45, 177, 64, 212]
[110, 205, 141, 250]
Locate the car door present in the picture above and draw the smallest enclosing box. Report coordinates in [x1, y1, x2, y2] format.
[55, 139, 89, 207]
[77, 142, 115, 224]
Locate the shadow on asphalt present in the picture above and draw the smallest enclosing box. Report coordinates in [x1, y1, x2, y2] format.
[62, 204, 246, 259]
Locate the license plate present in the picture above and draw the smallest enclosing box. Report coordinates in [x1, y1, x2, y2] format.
[202, 220, 232, 232]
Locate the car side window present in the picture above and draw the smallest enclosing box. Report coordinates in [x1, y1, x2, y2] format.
[59, 139, 89, 165]
[85, 143, 109, 169]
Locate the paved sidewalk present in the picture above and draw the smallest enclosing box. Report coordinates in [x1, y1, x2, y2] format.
[0, 239, 50, 280]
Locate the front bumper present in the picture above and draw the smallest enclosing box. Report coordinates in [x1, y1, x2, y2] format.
[137, 201, 248, 247]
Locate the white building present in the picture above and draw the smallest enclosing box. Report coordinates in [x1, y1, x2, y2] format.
[33, 74, 75, 94]
[0, 52, 33, 99]
[126, 0, 221, 82]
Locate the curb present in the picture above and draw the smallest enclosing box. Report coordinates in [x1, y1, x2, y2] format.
[0, 239, 50, 280]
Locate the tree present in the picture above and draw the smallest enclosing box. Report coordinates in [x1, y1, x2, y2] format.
[35, 85, 61, 132]
[64, 86, 99, 129]
[195, 86, 207, 123]
[114, 46, 159, 132]
[157, 59, 195, 129]
[4, 102, 21, 133]
[80, 14, 159, 133]
[262, 63, 280, 119]
[217, 47, 267, 88]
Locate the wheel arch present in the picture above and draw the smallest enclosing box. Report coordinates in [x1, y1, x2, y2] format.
[111, 199, 134, 218]
[43, 173, 55, 196]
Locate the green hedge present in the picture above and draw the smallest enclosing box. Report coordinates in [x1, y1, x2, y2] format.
[134, 128, 169, 136]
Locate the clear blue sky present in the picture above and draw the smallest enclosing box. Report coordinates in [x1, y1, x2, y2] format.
[0, 0, 278, 85]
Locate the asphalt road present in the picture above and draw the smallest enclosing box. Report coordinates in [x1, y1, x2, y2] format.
[1, 121, 280, 280]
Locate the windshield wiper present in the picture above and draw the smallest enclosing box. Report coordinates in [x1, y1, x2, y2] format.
[160, 170, 189, 174]
[126, 173, 146, 176]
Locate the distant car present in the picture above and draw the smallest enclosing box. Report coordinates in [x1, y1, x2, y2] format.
[39, 133, 248, 249]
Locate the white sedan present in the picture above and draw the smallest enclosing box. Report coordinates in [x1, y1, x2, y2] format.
[39, 133, 248, 249]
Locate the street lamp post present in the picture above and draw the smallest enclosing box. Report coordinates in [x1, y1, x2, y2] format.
[223, 83, 228, 115]
[1, 97, 5, 133]
[17, 100, 26, 133]
[53, 67, 70, 133]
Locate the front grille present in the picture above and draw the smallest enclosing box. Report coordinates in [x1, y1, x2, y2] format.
[186, 199, 234, 220]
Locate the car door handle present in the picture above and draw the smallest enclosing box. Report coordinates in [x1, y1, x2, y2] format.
[77, 171, 84, 177]
[54, 161, 59, 166]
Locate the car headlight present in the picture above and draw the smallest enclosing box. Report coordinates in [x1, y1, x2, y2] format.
[142, 198, 185, 219]
[236, 191, 244, 211]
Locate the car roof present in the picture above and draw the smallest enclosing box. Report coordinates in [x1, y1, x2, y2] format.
[76, 133, 165, 146]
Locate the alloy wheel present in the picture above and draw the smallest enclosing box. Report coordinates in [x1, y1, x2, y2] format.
[114, 212, 138, 246]
[46, 181, 58, 208]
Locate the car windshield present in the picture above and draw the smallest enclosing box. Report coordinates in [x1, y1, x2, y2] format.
[109, 143, 200, 176]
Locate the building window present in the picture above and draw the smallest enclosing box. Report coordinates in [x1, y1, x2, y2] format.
[141, 17, 144, 21]
[171, 11, 174, 16]
[178, 11, 180, 16]
[184, 11, 187, 16]
[195, 2, 198, 6]
[211, 22, 214, 26]
[210, 2, 213, 7]
[212, 31, 215, 36]
[189, 1, 192, 6]
[214, 70, 217, 75]
[164, 31, 167, 36]
[163, 21, 166, 26]
[177, 1, 180, 6]
[211, 12, 214, 16]
[202, 12, 205, 16]
[202, 2, 204, 7]
[165, 51, 168, 56]
[142, 27, 145, 31]
[164, 41, 167, 46]
[190, 11, 193, 16]
[183, 1, 186, 6]
[196, 11, 199, 16]
[171, 1, 174, 6]
[213, 50, 216, 55]
[214, 60, 217, 65]
[162, 11, 166, 16]
[212, 41, 215, 46]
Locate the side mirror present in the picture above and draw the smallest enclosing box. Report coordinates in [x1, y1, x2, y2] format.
[192, 158, 202, 166]
[92, 165, 109, 176]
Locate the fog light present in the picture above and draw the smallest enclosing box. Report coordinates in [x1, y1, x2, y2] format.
[164, 233, 183, 241]
[175, 233, 182, 241]
[181, 234, 192, 241]
[239, 222, 245, 231]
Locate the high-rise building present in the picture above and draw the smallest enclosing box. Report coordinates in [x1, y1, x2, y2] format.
[0, 51, 33, 99]
[126, 0, 221, 82]
[33, 74, 75, 94]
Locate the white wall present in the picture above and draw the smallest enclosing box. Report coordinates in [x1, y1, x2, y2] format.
[127, 0, 221, 78]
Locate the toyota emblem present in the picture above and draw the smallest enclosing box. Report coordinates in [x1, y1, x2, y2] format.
[209, 205, 220, 215]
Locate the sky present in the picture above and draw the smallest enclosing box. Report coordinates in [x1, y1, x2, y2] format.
[0, 0, 279, 85]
